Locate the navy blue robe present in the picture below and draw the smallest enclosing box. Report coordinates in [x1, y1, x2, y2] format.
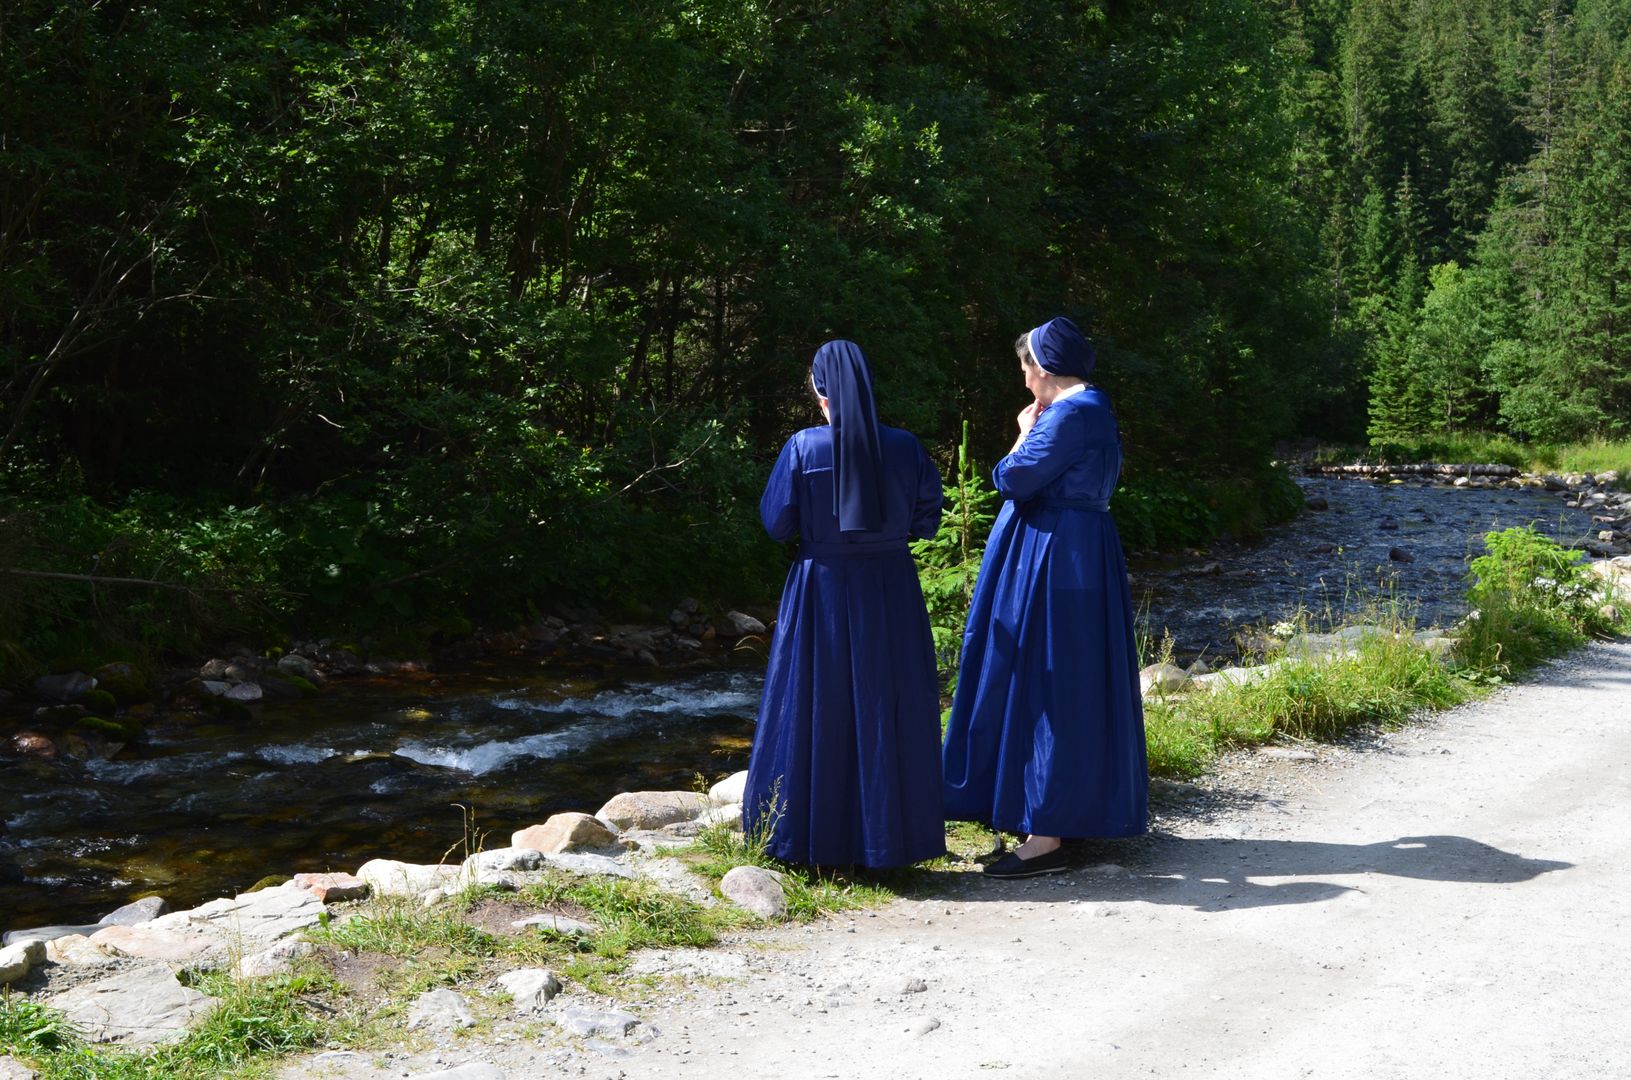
[743, 424, 947, 867]
[942, 388, 1148, 837]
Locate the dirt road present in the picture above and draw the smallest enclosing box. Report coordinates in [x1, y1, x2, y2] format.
[606, 639, 1631, 1080]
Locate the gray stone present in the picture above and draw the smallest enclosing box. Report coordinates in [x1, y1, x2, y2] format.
[223, 682, 263, 702]
[720, 865, 787, 919]
[0, 939, 45, 985]
[512, 813, 622, 855]
[1138, 663, 1189, 697]
[512, 913, 596, 936]
[906, 1016, 941, 1037]
[708, 770, 748, 806]
[235, 938, 315, 978]
[543, 852, 635, 879]
[89, 924, 224, 967]
[406, 988, 476, 1032]
[462, 846, 545, 879]
[32, 671, 94, 703]
[718, 611, 767, 637]
[4, 924, 101, 947]
[199, 659, 231, 679]
[408, 1066, 507, 1080]
[596, 790, 709, 830]
[199, 679, 232, 697]
[1388, 546, 1415, 563]
[48, 964, 219, 1047]
[275, 653, 322, 681]
[496, 968, 562, 1012]
[148, 883, 324, 951]
[896, 976, 929, 995]
[355, 858, 460, 897]
[555, 1005, 641, 1039]
[99, 896, 170, 926]
[0, 1057, 37, 1080]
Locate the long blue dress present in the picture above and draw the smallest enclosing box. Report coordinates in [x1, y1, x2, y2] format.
[743, 423, 947, 867]
[941, 388, 1147, 838]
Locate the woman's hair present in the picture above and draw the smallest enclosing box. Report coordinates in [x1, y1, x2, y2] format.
[1014, 332, 1037, 368]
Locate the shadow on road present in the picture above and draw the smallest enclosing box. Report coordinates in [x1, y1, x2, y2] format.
[915, 834, 1573, 912]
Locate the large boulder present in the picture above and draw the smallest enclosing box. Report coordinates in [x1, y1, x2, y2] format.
[88, 925, 224, 967]
[512, 813, 621, 854]
[48, 964, 219, 1047]
[708, 771, 748, 806]
[596, 790, 708, 830]
[0, 939, 45, 985]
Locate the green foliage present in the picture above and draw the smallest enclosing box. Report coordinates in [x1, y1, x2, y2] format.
[0, 992, 80, 1056]
[911, 422, 999, 676]
[1458, 525, 1615, 674]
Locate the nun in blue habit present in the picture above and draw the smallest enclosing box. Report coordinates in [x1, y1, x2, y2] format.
[742, 340, 947, 868]
[941, 318, 1147, 879]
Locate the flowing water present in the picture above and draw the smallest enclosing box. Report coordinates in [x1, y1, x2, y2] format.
[0, 475, 1604, 932]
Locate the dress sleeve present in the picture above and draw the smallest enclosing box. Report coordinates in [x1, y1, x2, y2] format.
[760, 435, 801, 541]
[909, 438, 945, 540]
[991, 405, 1086, 501]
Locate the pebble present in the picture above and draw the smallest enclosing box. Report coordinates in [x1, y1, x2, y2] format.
[406, 988, 476, 1032]
[906, 1016, 942, 1037]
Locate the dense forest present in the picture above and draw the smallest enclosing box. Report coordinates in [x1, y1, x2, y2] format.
[2, 0, 1628, 672]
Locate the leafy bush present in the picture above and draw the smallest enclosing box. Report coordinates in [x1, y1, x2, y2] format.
[911, 422, 999, 678]
[1457, 526, 1614, 675]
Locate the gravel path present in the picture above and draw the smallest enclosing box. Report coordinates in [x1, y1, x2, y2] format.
[282, 638, 1631, 1080]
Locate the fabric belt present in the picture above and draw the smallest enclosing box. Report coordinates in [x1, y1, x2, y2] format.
[799, 539, 911, 559]
[1032, 497, 1111, 512]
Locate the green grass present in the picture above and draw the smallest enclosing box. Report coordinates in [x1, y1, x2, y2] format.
[2, 973, 332, 1080]
[1312, 432, 1631, 478]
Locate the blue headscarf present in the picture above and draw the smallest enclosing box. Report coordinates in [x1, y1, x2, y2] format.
[811, 339, 884, 533]
[1026, 317, 1095, 379]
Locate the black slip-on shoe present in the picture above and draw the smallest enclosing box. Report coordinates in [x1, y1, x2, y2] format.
[982, 847, 1070, 879]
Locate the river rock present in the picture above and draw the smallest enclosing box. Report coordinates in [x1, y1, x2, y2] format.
[199, 659, 231, 680]
[48, 964, 219, 1046]
[1304, 494, 1328, 510]
[222, 681, 263, 702]
[1139, 663, 1189, 697]
[513, 813, 621, 855]
[497, 967, 562, 1012]
[3, 923, 101, 947]
[291, 871, 370, 903]
[1388, 546, 1415, 563]
[99, 896, 170, 926]
[45, 934, 118, 968]
[356, 859, 461, 897]
[0, 1055, 37, 1080]
[407, 988, 476, 1032]
[275, 653, 323, 682]
[513, 912, 597, 936]
[235, 938, 315, 978]
[543, 851, 634, 878]
[708, 770, 748, 806]
[720, 865, 787, 919]
[89, 924, 224, 967]
[463, 846, 545, 881]
[92, 662, 151, 706]
[0, 939, 45, 985]
[717, 611, 767, 637]
[8, 731, 56, 759]
[149, 883, 324, 950]
[597, 790, 709, 830]
[32, 672, 94, 703]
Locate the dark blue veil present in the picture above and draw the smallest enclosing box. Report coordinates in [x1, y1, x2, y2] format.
[811, 339, 885, 533]
[1026, 317, 1096, 379]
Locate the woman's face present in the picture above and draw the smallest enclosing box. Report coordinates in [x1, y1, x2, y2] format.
[1021, 357, 1050, 403]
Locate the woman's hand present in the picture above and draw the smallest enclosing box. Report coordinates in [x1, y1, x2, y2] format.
[1011, 400, 1044, 453]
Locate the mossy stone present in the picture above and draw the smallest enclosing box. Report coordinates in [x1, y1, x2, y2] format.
[92, 662, 153, 706]
[77, 713, 144, 741]
[76, 688, 119, 715]
[246, 875, 290, 892]
[286, 675, 319, 696]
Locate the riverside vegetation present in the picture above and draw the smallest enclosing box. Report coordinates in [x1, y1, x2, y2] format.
[11, 0, 1631, 679]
